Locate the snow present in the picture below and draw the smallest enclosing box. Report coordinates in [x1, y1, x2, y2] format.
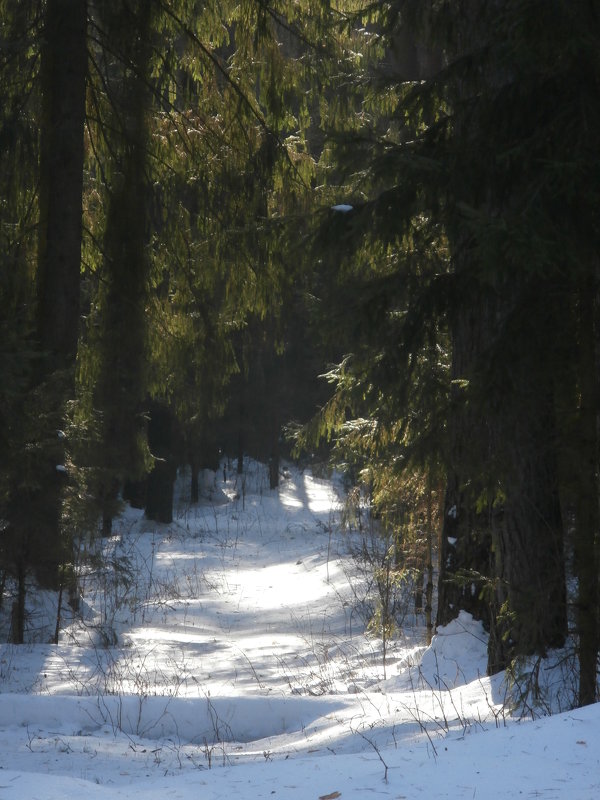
[0, 460, 598, 799]
[418, 610, 488, 689]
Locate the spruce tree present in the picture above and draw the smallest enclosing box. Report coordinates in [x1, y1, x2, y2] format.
[2, 0, 87, 614]
[303, 1, 599, 686]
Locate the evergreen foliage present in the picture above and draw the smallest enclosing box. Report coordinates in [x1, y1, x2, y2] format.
[0, 0, 597, 706]
[302, 0, 599, 701]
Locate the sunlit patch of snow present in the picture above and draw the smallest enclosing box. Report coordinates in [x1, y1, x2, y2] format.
[278, 485, 303, 509]
[303, 472, 340, 514]
[418, 610, 489, 689]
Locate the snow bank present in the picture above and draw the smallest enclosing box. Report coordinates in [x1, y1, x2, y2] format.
[0, 461, 597, 800]
[419, 610, 489, 688]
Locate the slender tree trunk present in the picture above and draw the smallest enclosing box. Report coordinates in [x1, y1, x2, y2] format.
[573, 276, 599, 706]
[414, 573, 423, 615]
[190, 454, 199, 504]
[99, 478, 119, 537]
[54, 578, 64, 645]
[102, 513, 113, 538]
[24, 0, 87, 588]
[92, 0, 155, 505]
[145, 401, 176, 524]
[11, 562, 26, 644]
[237, 402, 245, 475]
[424, 478, 435, 644]
[269, 417, 280, 490]
[37, 0, 87, 365]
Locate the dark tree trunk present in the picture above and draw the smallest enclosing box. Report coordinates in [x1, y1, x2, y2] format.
[269, 452, 279, 490]
[237, 413, 245, 475]
[11, 563, 26, 644]
[144, 401, 176, 524]
[99, 477, 119, 537]
[414, 575, 423, 615]
[438, 280, 567, 673]
[486, 288, 567, 672]
[437, 295, 495, 633]
[53, 579, 64, 644]
[488, 419, 567, 672]
[19, 0, 87, 589]
[190, 454, 199, 504]
[573, 277, 599, 706]
[437, 472, 494, 629]
[102, 515, 113, 537]
[268, 414, 280, 490]
[145, 460, 176, 524]
[123, 478, 147, 510]
[91, 0, 155, 516]
[37, 0, 87, 365]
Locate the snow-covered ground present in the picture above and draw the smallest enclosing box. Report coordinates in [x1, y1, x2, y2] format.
[0, 461, 598, 798]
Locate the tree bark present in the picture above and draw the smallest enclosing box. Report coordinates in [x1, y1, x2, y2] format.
[268, 409, 280, 490]
[11, 562, 26, 644]
[573, 276, 599, 706]
[22, 0, 87, 589]
[145, 401, 176, 524]
[424, 478, 435, 644]
[91, 0, 156, 515]
[37, 0, 87, 365]
[437, 280, 567, 673]
[145, 460, 176, 524]
[437, 295, 495, 633]
[237, 400, 245, 475]
[190, 454, 199, 504]
[488, 414, 567, 672]
[486, 287, 567, 672]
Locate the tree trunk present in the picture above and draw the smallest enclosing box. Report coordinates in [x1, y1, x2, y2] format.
[54, 579, 64, 645]
[23, 0, 87, 589]
[91, 0, 155, 510]
[11, 563, 26, 644]
[573, 277, 599, 706]
[488, 423, 567, 672]
[437, 472, 494, 628]
[237, 404, 245, 475]
[37, 0, 87, 365]
[269, 419, 280, 490]
[424, 478, 435, 644]
[190, 454, 199, 504]
[145, 401, 176, 524]
[99, 477, 119, 537]
[437, 297, 495, 632]
[437, 278, 568, 673]
[145, 460, 176, 524]
[123, 479, 147, 510]
[102, 513, 113, 538]
[487, 288, 567, 672]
